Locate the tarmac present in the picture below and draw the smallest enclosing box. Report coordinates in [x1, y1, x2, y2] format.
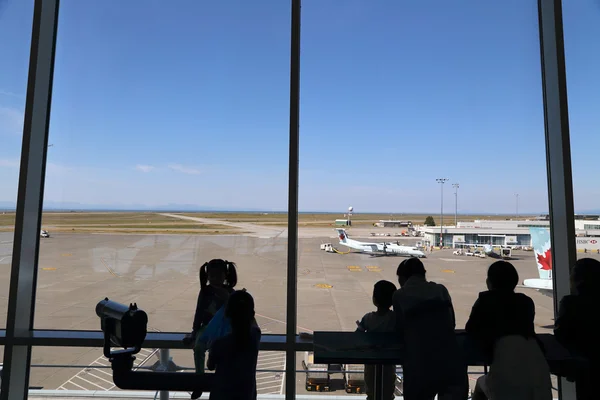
[0, 226, 587, 396]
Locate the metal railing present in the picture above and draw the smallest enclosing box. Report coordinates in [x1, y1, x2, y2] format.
[0, 329, 567, 397]
[0, 330, 311, 352]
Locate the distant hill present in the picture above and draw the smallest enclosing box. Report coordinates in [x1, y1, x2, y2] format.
[3, 199, 592, 215]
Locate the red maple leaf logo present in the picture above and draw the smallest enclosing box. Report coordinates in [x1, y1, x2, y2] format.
[339, 233, 345, 240]
[537, 249, 552, 271]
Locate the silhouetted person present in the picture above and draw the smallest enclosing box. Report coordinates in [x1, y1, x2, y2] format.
[466, 261, 551, 400]
[207, 289, 261, 400]
[183, 259, 237, 399]
[356, 280, 398, 400]
[393, 257, 468, 400]
[554, 258, 600, 400]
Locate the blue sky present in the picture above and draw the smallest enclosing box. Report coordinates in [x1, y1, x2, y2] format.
[1, 0, 599, 213]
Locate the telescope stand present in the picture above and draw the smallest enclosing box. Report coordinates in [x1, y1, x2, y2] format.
[109, 350, 213, 393]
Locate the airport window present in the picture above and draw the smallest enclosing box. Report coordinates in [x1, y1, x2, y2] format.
[298, 0, 553, 354]
[0, 0, 34, 329]
[0, 1, 583, 400]
[29, 347, 287, 395]
[32, 0, 291, 390]
[0, 345, 3, 388]
[563, 3, 600, 255]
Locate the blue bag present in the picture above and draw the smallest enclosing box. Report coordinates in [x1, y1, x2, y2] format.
[198, 305, 231, 349]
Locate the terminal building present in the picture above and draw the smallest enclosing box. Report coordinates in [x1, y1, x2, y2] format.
[420, 217, 600, 249]
[374, 220, 412, 228]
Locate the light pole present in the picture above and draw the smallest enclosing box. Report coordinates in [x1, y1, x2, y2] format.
[436, 178, 448, 248]
[515, 193, 519, 219]
[452, 183, 459, 226]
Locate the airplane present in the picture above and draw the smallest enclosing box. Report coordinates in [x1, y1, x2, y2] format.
[520, 227, 553, 296]
[335, 228, 426, 258]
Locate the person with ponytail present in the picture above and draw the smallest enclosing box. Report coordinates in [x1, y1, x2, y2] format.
[183, 259, 237, 397]
[207, 289, 261, 400]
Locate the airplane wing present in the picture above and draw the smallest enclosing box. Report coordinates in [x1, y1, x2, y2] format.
[364, 244, 379, 252]
[517, 285, 553, 297]
[518, 278, 553, 297]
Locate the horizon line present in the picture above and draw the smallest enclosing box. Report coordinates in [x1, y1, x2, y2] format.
[0, 207, 551, 215]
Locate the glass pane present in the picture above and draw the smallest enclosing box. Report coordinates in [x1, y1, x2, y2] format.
[0, 346, 3, 387]
[30, 347, 286, 396]
[297, 351, 365, 396]
[167, 348, 287, 395]
[0, 0, 34, 329]
[36, 0, 290, 336]
[31, 346, 162, 391]
[564, 2, 600, 258]
[298, 0, 554, 335]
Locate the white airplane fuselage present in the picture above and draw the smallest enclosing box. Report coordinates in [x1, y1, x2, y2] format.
[336, 229, 426, 258]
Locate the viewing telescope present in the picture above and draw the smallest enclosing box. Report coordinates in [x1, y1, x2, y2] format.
[96, 298, 213, 392]
[96, 298, 148, 357]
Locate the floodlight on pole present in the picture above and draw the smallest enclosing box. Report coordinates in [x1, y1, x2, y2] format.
[452, 183, 459, 226]
[436, 178, 449, 248]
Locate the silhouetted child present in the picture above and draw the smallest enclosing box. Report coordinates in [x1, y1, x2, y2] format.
[466, 261, 551, 400]
[554, 258, 600, 400]
[393, 257, 468, 400]
[356, 280, 397, 400]
[208, 289, 261, 400]
[183, 259, 237, 399]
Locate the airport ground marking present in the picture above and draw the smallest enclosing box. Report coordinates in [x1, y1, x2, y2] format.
[347, 265, 362, 272]
[247, 325, 286, 394]
[58, 347, 158, 391]
[255, 312, 313, 333]
[42, 267, 56, 271]
[315, 283, 333, 289]
[366, 265, 382, 272]
[100, 257, 120, 278]
[442, 269, 455, 273]
[61, 253, 73, 257]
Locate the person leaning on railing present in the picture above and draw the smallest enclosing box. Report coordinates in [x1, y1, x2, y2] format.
[554, 258, 600, 400]
[393, 257, 469, 400]
[465, 261, 551, 400]
[182, 259, 238, 400]
[207, 289, 261, 400]
[355, 280, 398, 400]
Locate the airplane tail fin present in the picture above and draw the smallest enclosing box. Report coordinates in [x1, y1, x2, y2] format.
[529, 227, 552, 280]
[335, 228, 348, 243]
